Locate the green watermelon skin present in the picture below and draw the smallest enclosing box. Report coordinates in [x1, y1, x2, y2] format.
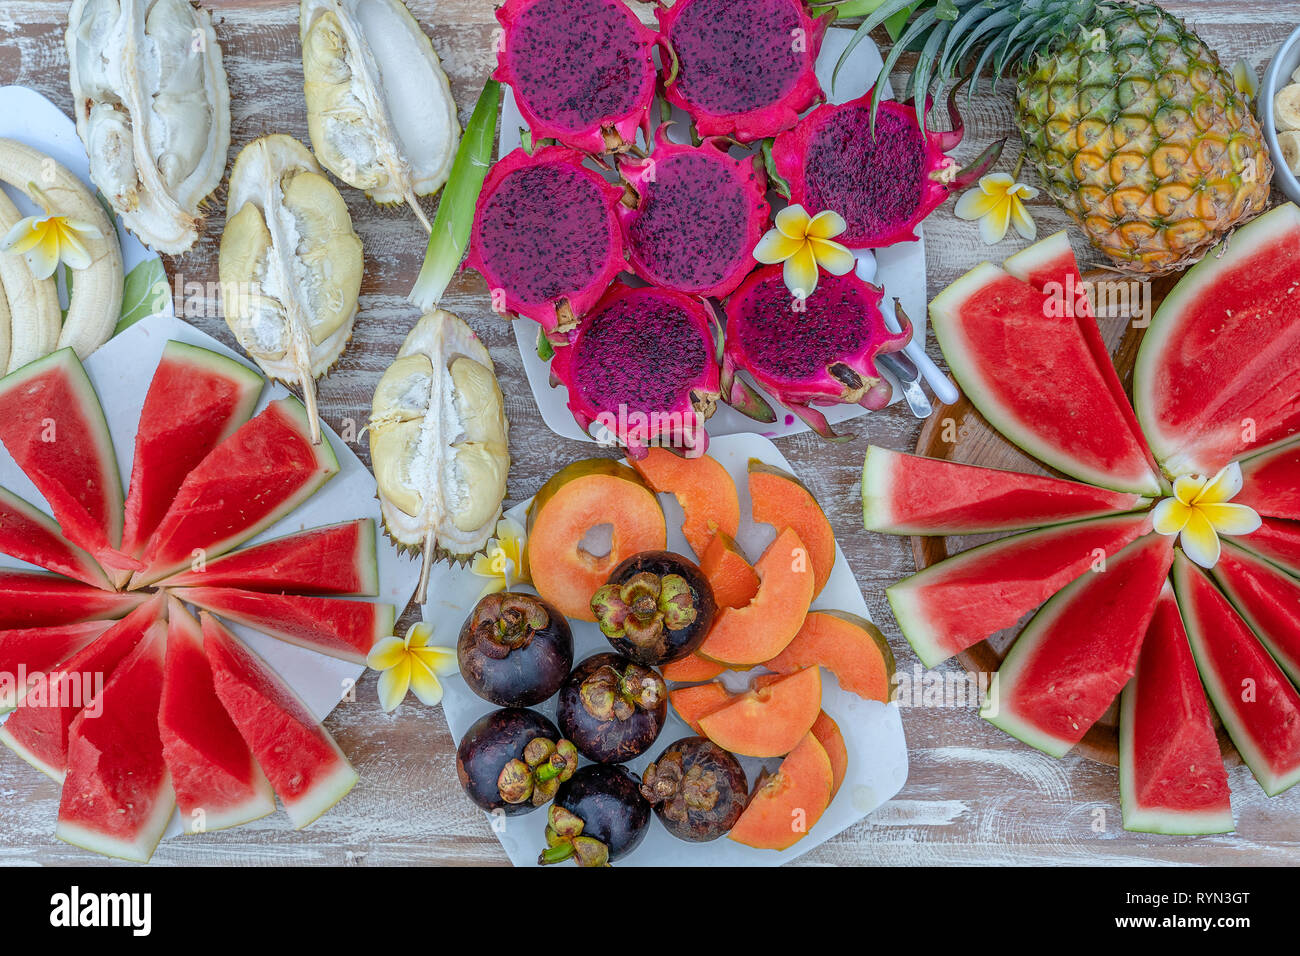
[1235, 517, 1300, 578]
[1211, 542, 1300, 687]
[1174, 552, 1300, 797]
[861, 445, 1147, 536]
[55, 617, 174, 862]
[0, 485, 111, 588]
[1119, 583, 1232, 835]
[0, 569, 146, 629]
[982, 534, 1174, 758]
[0, 621, 111, 713]
[1236, 439, 1300, 521]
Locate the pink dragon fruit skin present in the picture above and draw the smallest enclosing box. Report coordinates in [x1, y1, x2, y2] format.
[657, 0, 826, 143]
[549, 282, 723, 458]
[617, 136, 771, 299]
[723, 265, 912, 440]
[465, 145, 626, 334]
[771, 86, 1004, 248]
[495, 0, 658, 154]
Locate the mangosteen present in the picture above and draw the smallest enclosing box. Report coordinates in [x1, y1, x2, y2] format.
[457, 591, 573, 706]
[641, 736, 748, 842]
[589, 550, 716, 665]
[539, 764, 651, 866]
[557, 652, 667, 763]
[455, 708, 578, 815]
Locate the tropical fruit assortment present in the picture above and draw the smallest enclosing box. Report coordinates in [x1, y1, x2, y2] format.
[452, 449, 894, 862]
[863, 206, 1300, 833]
[0, 341, 396, 861]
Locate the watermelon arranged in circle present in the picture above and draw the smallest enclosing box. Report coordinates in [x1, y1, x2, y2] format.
[0, 485, 112, 588]
[1236, 438, 1300, 521]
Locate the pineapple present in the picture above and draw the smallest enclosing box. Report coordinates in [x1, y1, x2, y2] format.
[853, 0, 1273, 275]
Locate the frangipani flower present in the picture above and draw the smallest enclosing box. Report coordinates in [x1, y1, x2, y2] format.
[1153, 462, 1262, 569]
[753, 204, 855, 299]
[955, 173, 1039, 245]
[367, 621, 459, 713]
[470, 515, 527, 599]
[0, 185, 104, 280]
[1231, 59, 1258, 100]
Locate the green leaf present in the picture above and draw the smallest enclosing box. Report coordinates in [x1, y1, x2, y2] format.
[114, 257, 169, 335]
[536, 327, 555, 362]
[816, 0, 921, 41]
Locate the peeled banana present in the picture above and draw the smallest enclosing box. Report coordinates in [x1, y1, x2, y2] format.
[1275, 84, 1300, 132]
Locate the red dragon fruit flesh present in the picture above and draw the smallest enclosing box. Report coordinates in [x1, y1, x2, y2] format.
[617, 135, 770, 299]
[495, 0, 657, 154]
[723, 265, 911, 440]
[657, 0, 826, 143]
[466, 145, 625, 334]
[771, 85, 1004, 248]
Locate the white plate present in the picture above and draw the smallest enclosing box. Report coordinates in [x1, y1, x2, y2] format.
[501, 28, 929, 444]
[426, 432, 909, 866]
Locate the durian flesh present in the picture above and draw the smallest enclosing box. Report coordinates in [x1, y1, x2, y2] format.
[370, 309, 509, 602]
[219, 134, 362, 444]
[67, 0, 231, 254]
[300, 0, 461, 230]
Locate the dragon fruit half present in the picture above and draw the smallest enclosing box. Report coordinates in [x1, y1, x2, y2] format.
[495, 0, 657, 154]
[771, 85, 1003, 248]
[466, 146, 625, 334]
[723, 265, 911, 440]
[657, 0, 825, 143]
[617, 135, 770, 299]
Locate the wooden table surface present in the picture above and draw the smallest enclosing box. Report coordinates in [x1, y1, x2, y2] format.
[3, 0, 1298, 866]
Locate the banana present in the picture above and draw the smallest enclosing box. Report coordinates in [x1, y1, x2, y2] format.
[0, 273, 11, 372]
[1274, 84, 1300, 132]
[1280, 130, 1300, 176]
[0, 139, 123, 364]
[0, 186, 60, 373]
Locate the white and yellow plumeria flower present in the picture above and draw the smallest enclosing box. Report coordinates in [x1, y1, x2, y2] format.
[955, 173, 1039, 244]
[1152, 462, 1262, 569]
[0, 185, 105, 280]
[470, 515, 527, 599]
[1231, 59, 1258, 100]
[753, 204, 856, 299]
[367, 621, 459, 713]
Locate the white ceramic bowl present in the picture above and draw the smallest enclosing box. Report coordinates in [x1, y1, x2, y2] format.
[1261, 23, 1300, 204]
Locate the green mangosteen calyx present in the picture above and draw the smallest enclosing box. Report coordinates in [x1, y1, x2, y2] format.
[470, 592, 551, 660]
[578, 662, 666, 722]
[497, 736, 579, 807]
[640, 751, 720, 825]
[538, 805, 610, 867]
[591, 571, 699, 650]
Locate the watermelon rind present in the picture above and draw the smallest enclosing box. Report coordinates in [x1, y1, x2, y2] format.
[1236, 437, 1300, 521]
[1211, 541, 1300, 687]
[0, 621, 111, 713]
[1233, 517, 1300, 578]
[0, 485, 111, 588]
[54, 775, 176, 864]
[282, 759, 360, 830]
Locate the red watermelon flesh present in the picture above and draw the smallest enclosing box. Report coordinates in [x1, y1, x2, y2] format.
[132, 397, 339, 587]
[55, 617, 173, 862]
[1236, 517, 1300, 577]
[1118, 583, 1232, 834]
[887, 512, 1153, 668]
[0, 621, 111, 712]
[0, 593, 163, 781]
[1237, 439, 1300, 521]
[861, 445, 1146, 535]
[982, 533, 1174, 757]
[929, 262, 1162, 496]
[120, 342, 264, 561]
[0, 484, 111, 588]
[160, 600, 274, 834]
[0, 569, 146, 629]
[1211, 542, 1300, 687]
[202, 613, 358, 828]
[156, 519, 379, 596]
[1174, 552, 1300, 797]
[174, 587, 394, 665]
[0, 349, 129, 568]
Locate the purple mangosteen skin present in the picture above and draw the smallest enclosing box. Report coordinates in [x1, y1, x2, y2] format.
[595, 550, 717, 666]
[557, 652, 667, 764]
[554, 764, 651, 862]
[456, 708, 564, 815]
[457, 592, 574, 707]
[642, 736, 749, 842]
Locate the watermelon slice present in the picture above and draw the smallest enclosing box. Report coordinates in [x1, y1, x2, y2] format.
[132, 397, 339, 587]
[120, 341, 264, 562]
[887, 512, 1152, 668]
[1211, 542, 1300, 686]
[156, 519, 379, 596]
[0, 621, 111, 712]
[0, 349, 129, 568]
[1173, 552, 1300, 796]
[202, 613, 358, 828]
[55, 616, 174, 862]
[1135, 203, 1300, 476]
[0, 484, 111, 588]
[929, 262, 1162, 496]
[0, 569, 147, 629]
[1236, 438, 1300, 521]
[1235, 517, 1300, 577]
[861, 445, 1146, 535]
[0, 594, 163, 780]
[173, 587, 394, 665]
[160, 599, 275, 834]
[1118, 583, 1232, 834]
[982, 534, 1173, 757]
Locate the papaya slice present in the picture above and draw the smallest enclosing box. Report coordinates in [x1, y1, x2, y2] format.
[728, 731, 834, 851]
[697, 527, 815, 666]
[630, 448, 741, 559]
[698, 665, 821, 757]
[698, 529, 760, 609]
[811, 711, 848, 799]
[765, 611, 895, 703]
[669, 681, 732, 735]
[662, 653, 727, 683]
[525, 460, 666, 621]
[748, 460, 835, 598]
